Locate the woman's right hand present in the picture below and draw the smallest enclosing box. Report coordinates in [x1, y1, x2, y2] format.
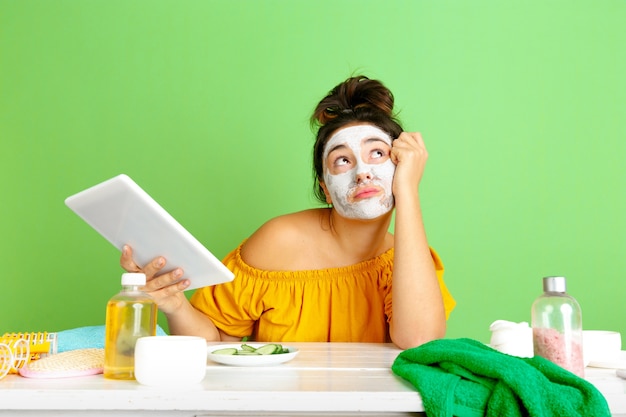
[120, 245, 191, 315]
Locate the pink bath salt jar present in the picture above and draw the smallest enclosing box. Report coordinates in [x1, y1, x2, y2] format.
[531, 276, 584, 377]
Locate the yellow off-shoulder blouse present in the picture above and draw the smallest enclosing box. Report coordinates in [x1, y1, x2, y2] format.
[190, 241, 456, 342]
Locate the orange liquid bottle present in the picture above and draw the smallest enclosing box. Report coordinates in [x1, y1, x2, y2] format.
[104, 273, 157, 380]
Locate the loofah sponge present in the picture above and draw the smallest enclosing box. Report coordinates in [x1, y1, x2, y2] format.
[18, 348, 104, 379]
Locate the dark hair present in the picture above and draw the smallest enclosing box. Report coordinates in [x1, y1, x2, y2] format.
[310, 75, 403, 204]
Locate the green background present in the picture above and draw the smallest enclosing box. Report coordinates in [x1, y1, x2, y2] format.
[1, 0, 624, 345]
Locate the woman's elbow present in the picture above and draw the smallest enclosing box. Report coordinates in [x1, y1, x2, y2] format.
[390, 324, 447, 350]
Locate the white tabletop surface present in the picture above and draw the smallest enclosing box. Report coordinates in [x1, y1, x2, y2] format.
[0, 342, 624, 416]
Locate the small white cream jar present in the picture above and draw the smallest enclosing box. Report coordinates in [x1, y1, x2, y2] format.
[134, 336, 207, 387]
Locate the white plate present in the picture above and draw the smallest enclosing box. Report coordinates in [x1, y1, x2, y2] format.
[587, 350, 626, 369]
[207, 343, 299, 367]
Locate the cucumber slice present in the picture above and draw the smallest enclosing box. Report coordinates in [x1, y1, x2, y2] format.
[255, 344, 281, 355]
[240, 344, 257, 352]
[211, 348, 238, 355]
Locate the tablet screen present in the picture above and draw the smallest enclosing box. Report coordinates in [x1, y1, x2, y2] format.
[65, 174, 234, 290]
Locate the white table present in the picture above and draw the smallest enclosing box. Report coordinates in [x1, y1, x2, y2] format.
[0, 342, 624, 416]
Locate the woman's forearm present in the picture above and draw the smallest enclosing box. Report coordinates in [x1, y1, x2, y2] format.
[390, 191, 446, 349]
[165, 301, 223, 341]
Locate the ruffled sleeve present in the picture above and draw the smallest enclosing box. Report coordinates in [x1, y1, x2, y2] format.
[432, 247, 456, 319]
[190, 244, 263, 338]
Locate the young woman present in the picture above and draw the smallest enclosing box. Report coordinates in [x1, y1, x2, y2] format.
[121, 75, 455, 349]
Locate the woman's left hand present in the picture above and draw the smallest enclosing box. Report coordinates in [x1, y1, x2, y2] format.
[390, 132, 428, 197]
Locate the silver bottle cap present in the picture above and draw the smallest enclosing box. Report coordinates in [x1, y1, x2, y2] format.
[543, 276, 567, 293]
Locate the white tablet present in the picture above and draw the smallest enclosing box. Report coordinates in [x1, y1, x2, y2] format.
[65, 174, 234, 290]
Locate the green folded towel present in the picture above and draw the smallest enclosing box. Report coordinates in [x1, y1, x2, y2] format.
[391, 338, 610, 417]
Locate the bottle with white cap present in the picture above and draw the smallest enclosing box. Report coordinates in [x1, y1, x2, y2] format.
[104, 272, 157, 380]
[531, 276, 584, 377]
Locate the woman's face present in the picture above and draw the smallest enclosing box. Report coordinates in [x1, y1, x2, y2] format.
[322, 124, 395, 220]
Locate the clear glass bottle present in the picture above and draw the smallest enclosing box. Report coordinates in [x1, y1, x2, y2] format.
[104, 272, 157, 380]
[531, 276, 584, 377]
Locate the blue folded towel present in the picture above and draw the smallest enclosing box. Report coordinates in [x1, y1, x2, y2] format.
[56, 325, 168, 353]
[392, 338, 610, 417]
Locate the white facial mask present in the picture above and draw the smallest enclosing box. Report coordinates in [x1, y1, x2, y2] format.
[323, 125, 395, 220]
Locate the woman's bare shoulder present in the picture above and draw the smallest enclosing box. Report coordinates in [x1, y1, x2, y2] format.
[240, 209, 327, 270]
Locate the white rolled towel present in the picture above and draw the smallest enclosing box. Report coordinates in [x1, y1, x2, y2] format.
[489, 320, 534, 358]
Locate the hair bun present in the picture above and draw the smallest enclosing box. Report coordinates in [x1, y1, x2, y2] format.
[312, 75, 395, 125]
